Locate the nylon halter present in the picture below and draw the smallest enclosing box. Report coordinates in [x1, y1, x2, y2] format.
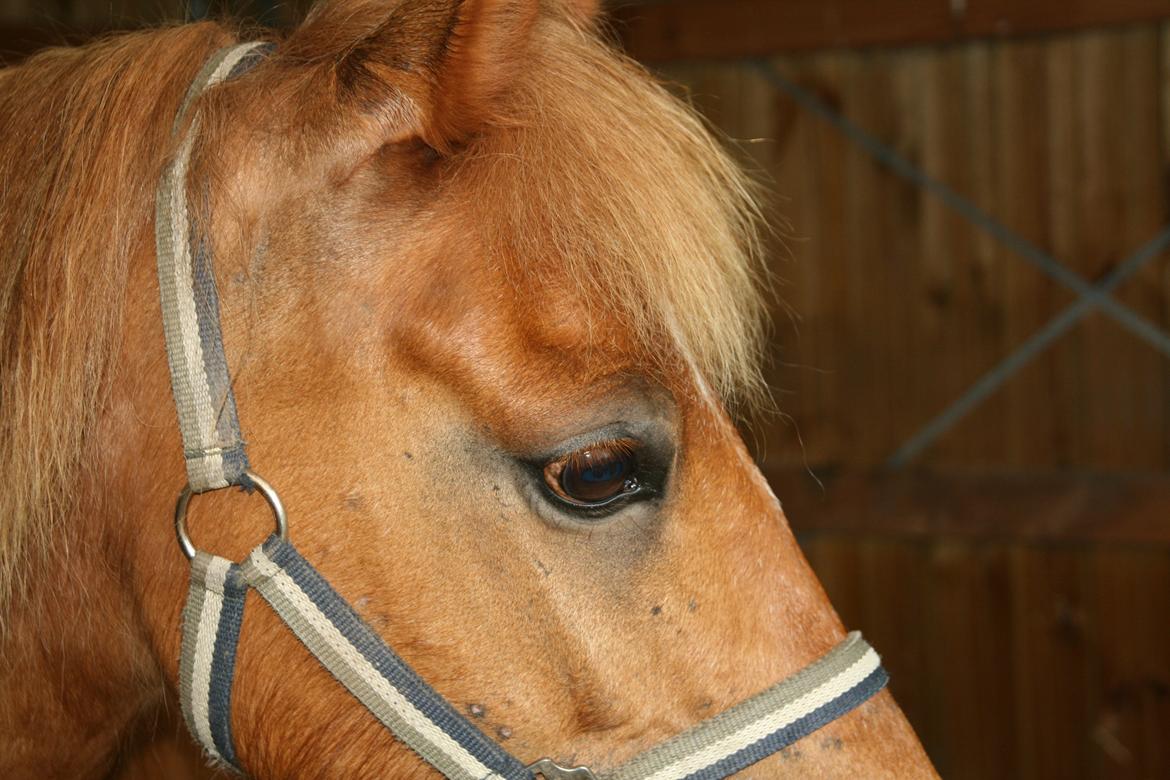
[158, 42, 889, 779]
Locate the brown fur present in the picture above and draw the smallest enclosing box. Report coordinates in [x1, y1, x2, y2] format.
[0, 1, 936, 777]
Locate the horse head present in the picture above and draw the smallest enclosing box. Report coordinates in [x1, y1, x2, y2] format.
[0, 1, 935, 777]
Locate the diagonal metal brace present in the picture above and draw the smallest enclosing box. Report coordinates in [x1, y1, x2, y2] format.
[746, 59, 1170, 466]
[750, 60, 1170, 362]
[887, 227, 1170, 466]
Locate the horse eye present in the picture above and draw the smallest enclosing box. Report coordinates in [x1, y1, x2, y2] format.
[543, 439, 641, 506]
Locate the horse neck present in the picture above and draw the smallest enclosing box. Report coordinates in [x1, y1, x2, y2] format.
[0, 253, 195, 780]
[0, 519, 165, 776]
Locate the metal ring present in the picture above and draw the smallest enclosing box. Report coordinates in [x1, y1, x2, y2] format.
[175, 470, 288, 561]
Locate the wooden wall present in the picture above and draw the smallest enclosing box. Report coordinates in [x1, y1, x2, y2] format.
[0, 0, 175, 26]
[656, 23, 1170, 779]
[802, 535, 1170, 779]
[664, 26, 1170, 471]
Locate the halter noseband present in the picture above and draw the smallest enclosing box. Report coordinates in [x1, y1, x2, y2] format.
[157, 43, 888, 779]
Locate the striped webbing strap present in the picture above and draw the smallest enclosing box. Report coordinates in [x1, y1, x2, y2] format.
[166, 43, 888, 779]
[179, 553, 247, 768]
[155, 41, 271, 493]
[604, 631, 885, 780]
[180, 538, 886, 779]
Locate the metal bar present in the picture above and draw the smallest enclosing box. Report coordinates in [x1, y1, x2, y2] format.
[887, 226, 1170, 466]
[187, 1, 212, 21]
[750, 60, 1170, 361]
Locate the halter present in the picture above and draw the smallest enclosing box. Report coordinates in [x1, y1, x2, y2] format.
[158, 42, 889, 779]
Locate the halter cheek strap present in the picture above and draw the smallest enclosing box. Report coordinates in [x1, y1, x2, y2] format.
[161, 42, 888, 779]
[179, 552, 248, 768]
[155, 41, 270, 493]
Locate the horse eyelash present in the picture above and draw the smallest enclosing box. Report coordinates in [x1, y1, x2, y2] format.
[547, 437, 640, 473]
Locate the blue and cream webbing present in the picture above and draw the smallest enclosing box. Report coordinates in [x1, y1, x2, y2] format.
[162, 42, 889, 779]
[178, 553, 248, 767]
[155, 41, 270, 493]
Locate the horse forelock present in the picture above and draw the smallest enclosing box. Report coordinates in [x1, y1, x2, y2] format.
[455, 18, 773, 414]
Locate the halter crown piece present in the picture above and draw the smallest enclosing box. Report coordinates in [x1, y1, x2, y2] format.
[158, 43, 889, 779]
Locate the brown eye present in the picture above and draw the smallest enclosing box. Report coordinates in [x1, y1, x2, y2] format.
[543, 438, 640, 505]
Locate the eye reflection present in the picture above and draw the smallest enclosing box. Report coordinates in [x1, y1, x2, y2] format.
[543, 438, 641, 505]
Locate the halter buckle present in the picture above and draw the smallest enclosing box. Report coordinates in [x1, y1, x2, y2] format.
[527, 758, 598, 780]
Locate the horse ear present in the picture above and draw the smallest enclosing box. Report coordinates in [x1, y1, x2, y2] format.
[333, 0, 541, 153]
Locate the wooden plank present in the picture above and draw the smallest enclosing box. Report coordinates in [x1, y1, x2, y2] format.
[968, 0, 1170, 39]
[1074, 29, 1168, 470]
[914, 41, 1010, 466]
[771, 468, 1170, 543]
[803, 535, 1170, 779]
[1084, 550, 1170, 777]
[926, 541, 1018, 779]
[615, 0, 957, 63]
[1009, 546, 1093, 777]
[614, 0, 1170, 62]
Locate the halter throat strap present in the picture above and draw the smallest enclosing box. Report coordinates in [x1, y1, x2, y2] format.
[160, 42, 889, 779]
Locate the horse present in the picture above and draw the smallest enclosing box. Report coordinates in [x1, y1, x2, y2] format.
[0, 1, 937, 777]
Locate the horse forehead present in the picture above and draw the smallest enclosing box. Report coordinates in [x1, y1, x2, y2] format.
[356, 247, 658, 438]
[397, 265, 641, 380]
[377, 217, 641, 357]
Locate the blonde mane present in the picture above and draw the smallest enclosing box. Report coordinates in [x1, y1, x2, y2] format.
[0, 6, 767, 610]
[0, 24, 235, 609]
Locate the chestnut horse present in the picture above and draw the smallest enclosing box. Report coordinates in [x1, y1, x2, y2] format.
[0, 1, 936, 777]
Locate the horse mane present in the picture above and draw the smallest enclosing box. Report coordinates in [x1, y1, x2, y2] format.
[0, 3, 768, 609]
[0, 24, 238, 608]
